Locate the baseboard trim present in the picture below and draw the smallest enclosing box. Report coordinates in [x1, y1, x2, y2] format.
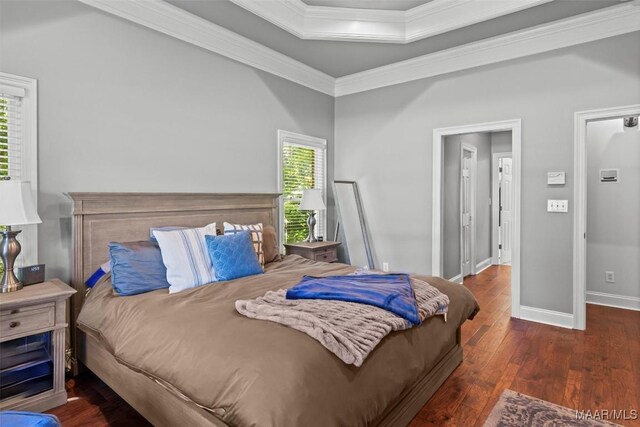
[586, 291, 640, 312]
[448, 274, 462, 284]
[475, 258, 493, 274]
[519, 305, 574, 329]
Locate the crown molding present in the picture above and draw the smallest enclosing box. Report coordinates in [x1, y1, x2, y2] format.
[229, 0, 551, 43]
[77, 0, 640, 98]
[405, 0, 552, 42]
[335, 1, 640, 96]
[77, 0, 335, 96]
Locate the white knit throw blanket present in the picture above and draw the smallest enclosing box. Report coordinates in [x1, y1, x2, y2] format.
[235, 277, 449, 367]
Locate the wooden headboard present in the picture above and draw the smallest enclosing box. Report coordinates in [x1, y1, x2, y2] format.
[67, 192, 279, 371]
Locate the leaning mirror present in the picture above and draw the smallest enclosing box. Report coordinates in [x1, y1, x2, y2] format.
[333, 180, 374, 269]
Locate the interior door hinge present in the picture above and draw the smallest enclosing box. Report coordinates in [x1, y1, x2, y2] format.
[499, 167, 503, 173]
[499, 244, 502, 250]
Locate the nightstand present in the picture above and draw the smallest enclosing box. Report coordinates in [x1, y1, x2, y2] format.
[284, 241, 341, 263]
[0, 279, 76, 412]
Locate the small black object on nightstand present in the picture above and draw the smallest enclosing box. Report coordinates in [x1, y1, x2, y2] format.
[16, 264, 45, 285]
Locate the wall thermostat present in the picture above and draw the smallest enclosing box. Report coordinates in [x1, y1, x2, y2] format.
[600, 168, 619, 183]
[547, 172, 566, 185]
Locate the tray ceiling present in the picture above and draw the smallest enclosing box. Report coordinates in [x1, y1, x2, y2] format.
[302, 0, 432, 10]
[228, 0, 555, 43]
[166, 0, 619, 77]
[79, 0, 639, 96]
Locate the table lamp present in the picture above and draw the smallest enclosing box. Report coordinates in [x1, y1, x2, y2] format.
[299, 189, 325, 243]
[0, 181, 42, 293]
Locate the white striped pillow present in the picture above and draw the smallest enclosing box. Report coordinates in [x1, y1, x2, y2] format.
[223, 222, 264, 266]
[153, 223, 217, 293]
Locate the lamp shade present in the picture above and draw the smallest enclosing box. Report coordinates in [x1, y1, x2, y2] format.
[299, 189, 326, 211]
[0, 181, 42, 226]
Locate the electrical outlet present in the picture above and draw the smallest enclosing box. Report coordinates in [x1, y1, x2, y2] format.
[547, 199, 569, 213]
[605, 271, 615, 283]
[382, 262, 389, 272]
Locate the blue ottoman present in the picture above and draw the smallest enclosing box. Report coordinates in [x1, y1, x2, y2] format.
[0, 411, 61, 427]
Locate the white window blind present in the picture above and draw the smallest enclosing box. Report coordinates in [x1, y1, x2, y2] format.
[0, 89, 24, 180]
[0, 74, 37, 269]
[278, 131, 327, 245]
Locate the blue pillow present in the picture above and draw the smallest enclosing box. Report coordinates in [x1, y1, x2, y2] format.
[108, 241, 170, 296]
[205, 231, 263, 281]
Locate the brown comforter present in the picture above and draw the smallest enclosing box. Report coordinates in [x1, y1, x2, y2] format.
[78, 256, 479, 427]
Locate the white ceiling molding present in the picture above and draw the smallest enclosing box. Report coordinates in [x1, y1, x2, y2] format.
[335, 1, 640, 96]
[230, 0, 406, 42]
[405, 0, 552, 42]
[229, 0, 553, 43]
[77, 0, 640, 98]
[77, 0, 336, 96]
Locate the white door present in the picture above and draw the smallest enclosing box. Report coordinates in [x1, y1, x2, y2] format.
[499, 157, 513, 264]
[460, 145, 476, 278]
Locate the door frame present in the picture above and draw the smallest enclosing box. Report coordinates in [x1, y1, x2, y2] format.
[492, 152, 512, 265]
[573, 104, 640, 330]
[460, 143, 477, 279]
[433, 119, 522, 318]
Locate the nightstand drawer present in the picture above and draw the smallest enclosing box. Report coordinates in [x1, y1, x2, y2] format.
[0, 303, 55, 339]
[314, 248, 337, 263]
[285, 241, 341, 263]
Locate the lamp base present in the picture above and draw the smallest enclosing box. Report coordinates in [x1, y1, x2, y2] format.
[1, 227, 24, 293]
[304, 212, 318, 243]
[0, 277, 23, 293]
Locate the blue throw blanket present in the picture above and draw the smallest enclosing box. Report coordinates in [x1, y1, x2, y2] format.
[0, 412, 61, 427]
[286, 274, 421, 325]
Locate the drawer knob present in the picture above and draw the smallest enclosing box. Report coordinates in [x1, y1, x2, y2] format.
[9, 321, 20, 328]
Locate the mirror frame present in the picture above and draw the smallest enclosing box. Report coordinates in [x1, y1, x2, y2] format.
[332, 180, 375, 269]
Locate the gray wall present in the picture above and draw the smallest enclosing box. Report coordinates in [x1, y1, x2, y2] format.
[586, 118, 639, 299]
[0, 0, 335, 281]
[442, 133, 491, 280]
[491, 131, 512, 154]
[335, 32, 640, 314]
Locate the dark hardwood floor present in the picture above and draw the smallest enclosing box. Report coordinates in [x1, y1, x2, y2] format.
[411, 266, 640, 427]
[48, 265, 640, 426]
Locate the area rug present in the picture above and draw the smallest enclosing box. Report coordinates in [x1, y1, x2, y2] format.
[483, 389, 623, 427]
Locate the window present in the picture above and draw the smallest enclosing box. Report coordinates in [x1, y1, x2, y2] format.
[278, 130, 327, 247]
[0, 72, 38, 270]
[1, 89, 23, 179]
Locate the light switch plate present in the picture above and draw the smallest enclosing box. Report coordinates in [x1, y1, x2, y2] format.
[547, 199, 568, 213]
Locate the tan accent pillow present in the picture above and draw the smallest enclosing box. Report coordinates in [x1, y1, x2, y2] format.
[223, 222, 264, 265]
[262, 225, 282, 264]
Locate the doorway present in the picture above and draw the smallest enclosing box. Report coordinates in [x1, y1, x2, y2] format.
[573, 104, 640, 330]
[433, 119, 522, 318]
[442, 132, 512, 283]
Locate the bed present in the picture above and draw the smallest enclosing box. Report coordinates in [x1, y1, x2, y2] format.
[67, 192, 479, 427]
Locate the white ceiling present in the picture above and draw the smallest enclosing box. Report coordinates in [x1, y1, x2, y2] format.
[302, 0, 431, 10]
[166, 0, 619, 77]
